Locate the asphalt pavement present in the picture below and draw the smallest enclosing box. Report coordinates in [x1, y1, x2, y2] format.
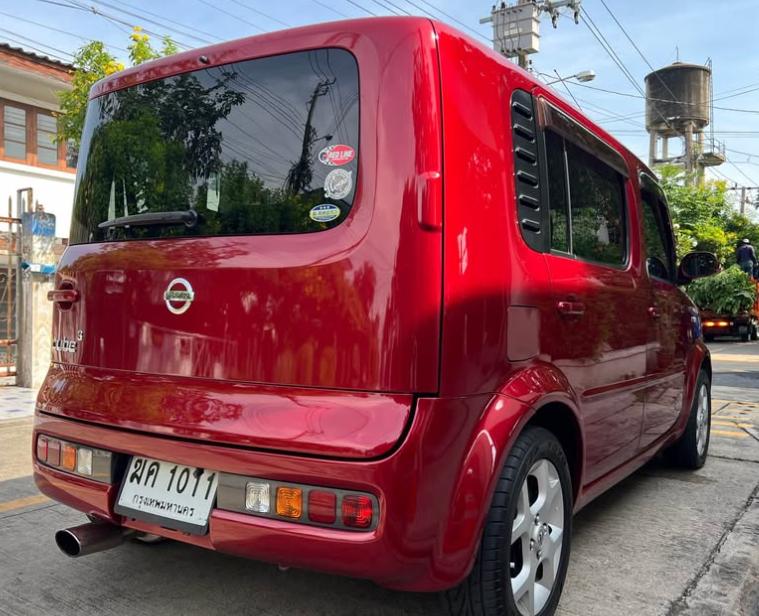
[0, 342, 757, 616]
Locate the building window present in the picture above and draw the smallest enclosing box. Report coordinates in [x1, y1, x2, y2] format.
[4, 105, 26, 160]
[37, 113, 58, 165]
[1, 100, 73, 171]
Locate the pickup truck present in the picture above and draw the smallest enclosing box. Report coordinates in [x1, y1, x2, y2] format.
[701, 278, 759, 342]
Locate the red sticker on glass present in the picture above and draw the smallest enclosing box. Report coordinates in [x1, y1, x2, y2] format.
[318, 144, 355, 166]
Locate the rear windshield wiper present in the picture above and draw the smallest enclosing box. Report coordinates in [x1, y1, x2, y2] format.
[98, 209, 198, 230]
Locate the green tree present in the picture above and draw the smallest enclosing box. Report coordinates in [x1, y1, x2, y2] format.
[56, 27, 177, 149]
[658, 165, 759, 264]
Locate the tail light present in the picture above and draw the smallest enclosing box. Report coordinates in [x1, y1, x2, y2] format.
[342, 495, 373, 529]
[218, 474, 378, 531]
[35, 434, 112, 482]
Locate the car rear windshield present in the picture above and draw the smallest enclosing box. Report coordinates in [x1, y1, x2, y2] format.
[70, 48, 359, 244]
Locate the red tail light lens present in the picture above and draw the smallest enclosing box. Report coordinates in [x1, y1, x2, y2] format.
[342, 495, 373, 529]
[308, 490, 337, 524]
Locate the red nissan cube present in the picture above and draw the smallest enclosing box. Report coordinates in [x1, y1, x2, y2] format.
[34, 17, 718, 616]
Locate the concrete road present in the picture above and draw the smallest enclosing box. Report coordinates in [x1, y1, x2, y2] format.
[0, 343, 757, 616]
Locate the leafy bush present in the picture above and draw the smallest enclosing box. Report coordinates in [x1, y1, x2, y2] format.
[687, 265, 758, 314]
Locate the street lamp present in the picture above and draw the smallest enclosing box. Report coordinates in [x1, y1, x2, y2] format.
[543, 70, 596, 85]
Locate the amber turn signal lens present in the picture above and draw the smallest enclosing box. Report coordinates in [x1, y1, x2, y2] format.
[61, 444, 77, 471]
[276, 487, 303, 519]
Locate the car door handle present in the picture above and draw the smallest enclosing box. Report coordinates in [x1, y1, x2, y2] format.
[648, 306, 661, 319]
[47, 289, 79, 304]
[557, 300, 586, 316]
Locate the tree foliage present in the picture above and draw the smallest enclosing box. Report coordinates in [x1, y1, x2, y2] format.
[57, 27, 177, 149]
[659, 165, 759, 264]
[687, 265, 758, 314]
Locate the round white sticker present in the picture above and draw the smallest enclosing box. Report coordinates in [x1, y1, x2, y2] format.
[324, 169, 353, 200]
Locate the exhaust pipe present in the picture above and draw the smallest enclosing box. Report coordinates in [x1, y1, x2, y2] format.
[55, 521, 136, 558]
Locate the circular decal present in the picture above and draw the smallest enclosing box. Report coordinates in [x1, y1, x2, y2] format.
[318, 144, 355, 166]
[164, 277, 195, 315]
[309, 204, 341, 223]
[324, 169, 353, 200]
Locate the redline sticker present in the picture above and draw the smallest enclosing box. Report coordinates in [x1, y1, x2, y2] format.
[318, 144, 355, 166]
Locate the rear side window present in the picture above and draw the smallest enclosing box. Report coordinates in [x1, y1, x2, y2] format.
[641, 186, 676, 282]
[70, 48, 359, 244]
[544, 129, 627, 266]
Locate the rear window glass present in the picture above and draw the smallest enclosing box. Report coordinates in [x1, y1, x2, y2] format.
[70, 48, 359, 244]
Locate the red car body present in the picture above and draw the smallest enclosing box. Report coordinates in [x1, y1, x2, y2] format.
[34, 17, 710, 592]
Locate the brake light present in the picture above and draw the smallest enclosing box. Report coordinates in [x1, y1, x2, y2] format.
[342, 495, 373, 529]
[47, 439, 61, 466]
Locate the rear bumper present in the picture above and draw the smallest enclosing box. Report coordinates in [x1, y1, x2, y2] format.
[33, 391, 527, 591]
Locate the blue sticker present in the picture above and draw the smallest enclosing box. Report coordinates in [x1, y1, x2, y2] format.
[309, 204, 341, 223]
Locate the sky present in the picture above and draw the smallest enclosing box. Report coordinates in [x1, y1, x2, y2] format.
[4, 0, 759, 208]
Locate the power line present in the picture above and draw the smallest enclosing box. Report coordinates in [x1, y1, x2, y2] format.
[107, 0, 222, 43]
[226, 0, 292, 27]
[86, 0, 216, 45]
[194, 0, 267, 33]
[0, 27, 74, 60]
[409, 0, 490, 41]
[727, 159, 759, 186]
[0, 10, 128, 52]
[343, 0, 377, 16]
[308, 0, 351, 19]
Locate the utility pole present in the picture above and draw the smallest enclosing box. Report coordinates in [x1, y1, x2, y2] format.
[285, 78, 335, 195]
[480, 0, 582, 68]
[726, 186, 759, 215]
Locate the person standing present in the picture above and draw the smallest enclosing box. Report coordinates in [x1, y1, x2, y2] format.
[737, 238, 757, 276]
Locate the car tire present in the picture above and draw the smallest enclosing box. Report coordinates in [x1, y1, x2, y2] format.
[704, 334, 714, 343]
[751, 325, 759, 341]
[666, 370, 711, 469]
[443, 427, 572, 616]
[741, 331, 750, 342]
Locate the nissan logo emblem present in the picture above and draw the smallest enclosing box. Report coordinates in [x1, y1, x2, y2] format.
[163, 278, 195, 315]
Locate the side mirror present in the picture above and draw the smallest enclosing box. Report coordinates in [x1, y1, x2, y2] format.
[678, 251, 719, 284]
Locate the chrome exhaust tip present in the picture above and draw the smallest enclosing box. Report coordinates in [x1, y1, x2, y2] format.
[55, 521, 135, 558]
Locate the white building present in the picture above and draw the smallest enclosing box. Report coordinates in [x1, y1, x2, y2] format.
[0, 43, 74, 236]
[0, 43, 73, 384]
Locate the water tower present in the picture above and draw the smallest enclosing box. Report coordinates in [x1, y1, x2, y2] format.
[645, 62, 725, 182]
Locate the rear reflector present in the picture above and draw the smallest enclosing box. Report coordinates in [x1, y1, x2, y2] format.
[308, 490, 337, 524]
[342, 495, 373, 529]
[276, 487, 303, 519]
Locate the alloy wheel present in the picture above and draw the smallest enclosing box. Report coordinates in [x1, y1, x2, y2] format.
[510, 459, 565, 616]
[695, 383, 710, 457]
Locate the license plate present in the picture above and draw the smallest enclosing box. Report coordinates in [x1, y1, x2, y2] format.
[115, 457, 218, 534]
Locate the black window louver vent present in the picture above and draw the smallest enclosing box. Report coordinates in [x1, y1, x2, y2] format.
[511, 90, 543, 251]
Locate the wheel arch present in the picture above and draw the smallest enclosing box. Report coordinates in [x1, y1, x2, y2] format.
[434, 363, 584, 586]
